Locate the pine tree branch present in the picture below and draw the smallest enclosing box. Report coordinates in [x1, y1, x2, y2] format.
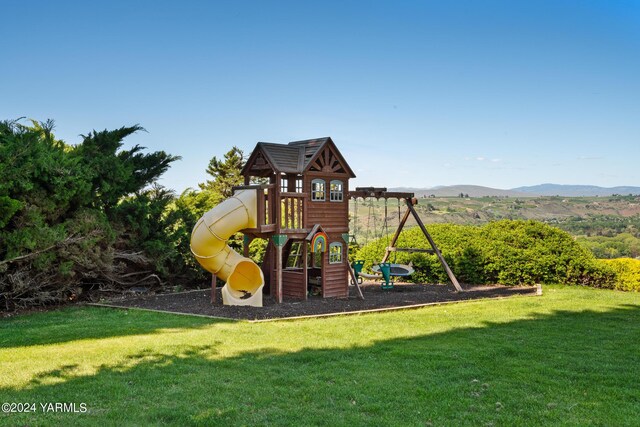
[0, 235, 88, 266]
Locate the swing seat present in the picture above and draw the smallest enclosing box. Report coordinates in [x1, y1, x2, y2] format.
[371, 263, 414, 277]
[356, 271, 382, 280]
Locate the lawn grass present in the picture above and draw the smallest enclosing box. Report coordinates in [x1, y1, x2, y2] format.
[1, 285, 639, 426]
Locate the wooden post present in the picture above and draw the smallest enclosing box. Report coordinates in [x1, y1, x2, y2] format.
[302, 239, 308, 300]
[321, 249, 327, 298]
[347, 264, 364, 300]
[287, 173, 296, 192]
[272, 234, 288, 303]
[262, 240, 275, 294]
[274, 173, 281, 234]
[302, 186, 308, 228]
[276, 245, 283, 303]
[243, 235, 253, 258]
[257, 188, 265, 226]
[406, 200, 463, 292]
[210, 273, 217, 304]
[343, 233, 364, 300]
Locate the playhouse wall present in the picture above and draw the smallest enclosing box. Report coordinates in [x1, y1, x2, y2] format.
[302, 174, 350, 298]
[303, 174, 350, 234]
[322, 231, 349, 298]
[322, 259, 349, 298]
[282, 270, 307, 299]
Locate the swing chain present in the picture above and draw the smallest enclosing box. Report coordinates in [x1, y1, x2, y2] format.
[352, 198, 358, 240]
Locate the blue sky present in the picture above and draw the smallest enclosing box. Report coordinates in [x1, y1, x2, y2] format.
[2, 0, 639, 191]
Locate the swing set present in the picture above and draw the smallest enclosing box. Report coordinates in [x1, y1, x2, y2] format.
[348, 187, 463, 292]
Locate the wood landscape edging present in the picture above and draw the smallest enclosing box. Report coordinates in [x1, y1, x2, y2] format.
[87, 288, 541, 323]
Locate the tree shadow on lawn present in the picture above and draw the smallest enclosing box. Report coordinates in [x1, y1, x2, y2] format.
[2, 304, 639, 426]
[0, 306, 229, 349]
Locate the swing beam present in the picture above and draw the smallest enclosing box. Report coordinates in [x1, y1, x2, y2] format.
[348, 187, 464, 292]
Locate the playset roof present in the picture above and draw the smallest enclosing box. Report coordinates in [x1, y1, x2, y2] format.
[242, 137, 355, 177]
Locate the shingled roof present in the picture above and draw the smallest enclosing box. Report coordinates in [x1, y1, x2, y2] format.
[242, 137, 355, 177]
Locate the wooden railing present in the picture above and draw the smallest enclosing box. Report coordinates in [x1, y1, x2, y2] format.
[280, 192, 306, 231]
[231, 185, 308, 233]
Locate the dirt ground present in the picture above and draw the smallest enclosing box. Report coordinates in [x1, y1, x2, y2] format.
[99, 283, 538, 321]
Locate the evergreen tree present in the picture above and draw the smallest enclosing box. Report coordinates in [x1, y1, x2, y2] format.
[74, 125, 180, 213]
[200, 146, 244, 198]
[0, 119, 181, 309]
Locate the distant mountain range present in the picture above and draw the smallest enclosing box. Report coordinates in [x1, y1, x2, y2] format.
[513, 184, 640, 197]
[390, 185, 528, 197]
[389, 184, 640, 198]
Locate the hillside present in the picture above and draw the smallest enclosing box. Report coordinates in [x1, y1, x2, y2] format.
[388, 184, 640, 198]
[349, 195, 640, 245]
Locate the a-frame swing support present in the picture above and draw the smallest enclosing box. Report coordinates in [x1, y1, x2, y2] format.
[350, 187, 464, 293]
[383, 199, 463, 292]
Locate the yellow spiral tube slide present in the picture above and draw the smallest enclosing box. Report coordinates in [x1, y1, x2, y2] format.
[190, 189, 264, 307]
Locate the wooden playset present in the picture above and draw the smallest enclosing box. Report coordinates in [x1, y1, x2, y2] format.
[190, 137, 460, 306]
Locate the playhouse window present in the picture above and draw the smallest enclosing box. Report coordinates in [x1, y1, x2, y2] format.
[330, 180, 343, 202]
[295, 178, 303, 193]
[311, 179, 325, 201]
[329, 242, 343, 264]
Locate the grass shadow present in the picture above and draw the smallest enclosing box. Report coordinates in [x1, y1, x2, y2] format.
[0, 306, 229, 349]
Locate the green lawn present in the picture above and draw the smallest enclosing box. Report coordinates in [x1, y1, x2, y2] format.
[1, 286, 639, 426]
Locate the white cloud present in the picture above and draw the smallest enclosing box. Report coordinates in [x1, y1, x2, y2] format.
[464, 156, 501, 163]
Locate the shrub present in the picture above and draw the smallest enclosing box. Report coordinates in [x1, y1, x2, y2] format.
[601, 258, 640, 291]
[480, 220, 613, 287]
[355, 220, 615, 287]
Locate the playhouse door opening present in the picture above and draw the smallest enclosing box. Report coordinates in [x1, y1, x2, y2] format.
[307, 243, 325, 297]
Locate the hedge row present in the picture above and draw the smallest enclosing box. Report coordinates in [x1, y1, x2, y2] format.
[355, 220, 621, 288]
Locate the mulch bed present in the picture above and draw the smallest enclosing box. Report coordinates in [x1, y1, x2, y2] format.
[95, 283, 538, 321]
